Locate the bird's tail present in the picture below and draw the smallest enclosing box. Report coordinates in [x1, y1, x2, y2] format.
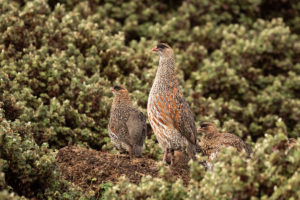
[133, 145, 143, 157]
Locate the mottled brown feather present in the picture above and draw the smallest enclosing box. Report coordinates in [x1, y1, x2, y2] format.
[109, 86, 147, 157]
[148, 43, 198, 164]
[198, 122, 252, 159]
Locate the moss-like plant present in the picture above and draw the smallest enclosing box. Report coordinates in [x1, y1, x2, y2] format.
[0, 0, 299, 198]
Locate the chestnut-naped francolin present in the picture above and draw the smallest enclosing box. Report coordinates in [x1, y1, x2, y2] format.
[198, 122, 252, 161]
[147, 43, 199, 165]
[108, 85, 147, 158]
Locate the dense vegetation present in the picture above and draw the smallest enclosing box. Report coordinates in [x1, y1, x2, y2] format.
[0, 0, 299, 199]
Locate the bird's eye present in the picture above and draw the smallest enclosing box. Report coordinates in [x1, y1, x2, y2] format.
[157, 43, 167, 50]
[113, 86, 123, 91]
[200, 123, 209, 128]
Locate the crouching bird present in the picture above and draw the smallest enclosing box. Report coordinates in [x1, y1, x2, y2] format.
[198, 122, 252, 169]
[148, 43, 200, 165]
[108, 85, 147, 158]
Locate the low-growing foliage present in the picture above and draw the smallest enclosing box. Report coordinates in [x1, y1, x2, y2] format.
[0, 0, 299, 199]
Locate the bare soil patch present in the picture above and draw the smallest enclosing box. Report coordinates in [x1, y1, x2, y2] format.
[56, 146, 190, 192]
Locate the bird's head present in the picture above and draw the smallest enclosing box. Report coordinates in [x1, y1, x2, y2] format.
[198, 122, 218, 135]
[111, 85, 129, 97]
[152, 43, 174, 58]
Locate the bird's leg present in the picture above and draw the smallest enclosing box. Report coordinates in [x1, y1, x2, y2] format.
[162, 148, 168, 163]
[128, 145, 134, 159]
[170, 149, 175, 166]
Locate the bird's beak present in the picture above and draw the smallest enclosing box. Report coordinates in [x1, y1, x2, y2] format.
[110, 88, 114, 92]
[197, 127, 202, 132]
[152, 46, 159, 51]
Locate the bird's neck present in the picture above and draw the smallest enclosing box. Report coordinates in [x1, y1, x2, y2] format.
[112, 95, 132, 107]
[155, 56, 176, 80]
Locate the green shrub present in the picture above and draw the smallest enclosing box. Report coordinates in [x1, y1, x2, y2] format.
[106, 134, 299, 199]
[188, 133, 300, 200]
[0, 0, 299, 199]
[102, 163, 187, 200]
[0, 119, 83, 199]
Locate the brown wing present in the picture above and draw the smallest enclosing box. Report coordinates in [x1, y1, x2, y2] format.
[163, 86, 197, 145]
[178, 97, 197, 144]
[126, 109, 147, 147]
[219, 133, 251, 154]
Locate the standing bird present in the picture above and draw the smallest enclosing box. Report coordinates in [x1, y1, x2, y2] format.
[108, 85, 147, 158]
[198, 122, 252, 161]
[147, 43, 199, 165]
